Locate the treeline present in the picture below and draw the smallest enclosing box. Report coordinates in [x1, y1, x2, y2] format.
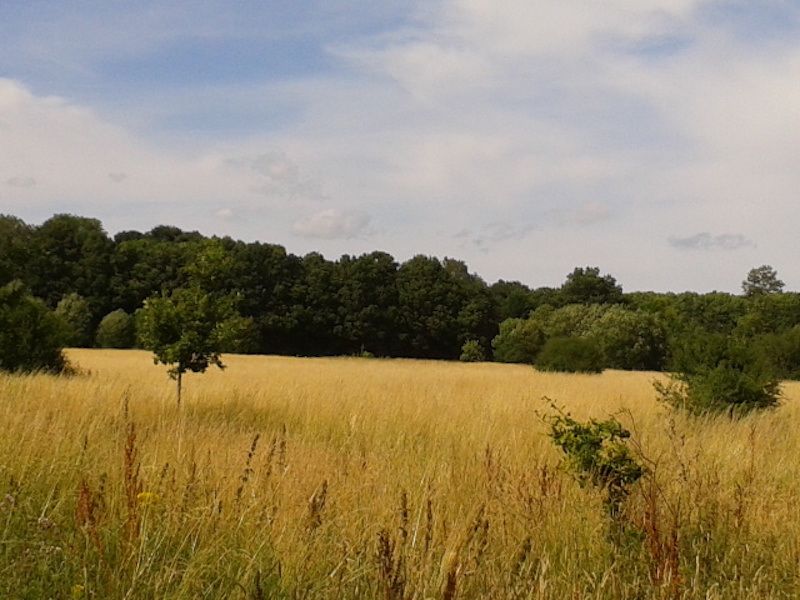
[2, 213, 800, 376]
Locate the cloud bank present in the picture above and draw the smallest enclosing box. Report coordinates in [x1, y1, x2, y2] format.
[2, 1, 800, 291]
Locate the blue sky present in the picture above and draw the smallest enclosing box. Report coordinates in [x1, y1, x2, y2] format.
[2, 0, 800, 292]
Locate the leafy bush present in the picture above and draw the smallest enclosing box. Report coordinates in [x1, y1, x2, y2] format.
[95, 309, 135, 348]
[536, 337, 604, 373]
[588, 307, 667, 371]
[544, 405, 643, 518]
[545, 304, 608, 338]
[459, 339, 485, 362]
[656, 336, 780, 416]
[492, 313, 549, 364]
[55, 292, 93, 347]
[0, 281, 68, 373]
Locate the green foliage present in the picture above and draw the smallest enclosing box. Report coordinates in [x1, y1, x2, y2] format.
[55, 292, 93, 347]
[588, 306, 667, 371]
[752, 326, 800, 380]
[111, 237, 196, 312]
[491, 317, 547, 363]
[95, 309, 135, 349]
[136, 286, 247, 400]
[459, 339, 485, 362]
[11, 211, 800, 374]
[396, 256, 495, 359]
[0, 215, 34, 286]
[30, 214, 114, 319]
[536, 337, 604, 373]
[742, 264, 784, 297]
[656, 336, 780, 416]
[334, 252, 400, 357]
[0, 281, 68, 373]
[735, 292, 800, 337]
[490, 280, 535, 320]
[560, 266, 623, 305]
[544, 406, 644, 517]
[493, 304, 667, 371]
[666, 292, 747, 335]
[545, 303, 608, 338]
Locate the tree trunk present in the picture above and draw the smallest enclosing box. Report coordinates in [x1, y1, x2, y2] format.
[176, 371, 182, 407]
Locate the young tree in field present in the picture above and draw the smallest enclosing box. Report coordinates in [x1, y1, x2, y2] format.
[136, 286, 247, 404]
[742, 265, 784, 297]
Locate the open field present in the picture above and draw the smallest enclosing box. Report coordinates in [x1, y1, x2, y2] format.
[2, 349, 800, 599]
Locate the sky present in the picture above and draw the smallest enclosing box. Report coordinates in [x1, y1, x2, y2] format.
[2, 0, 800, 293]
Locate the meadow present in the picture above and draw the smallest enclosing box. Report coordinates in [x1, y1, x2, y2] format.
[2, 349, 799, 599]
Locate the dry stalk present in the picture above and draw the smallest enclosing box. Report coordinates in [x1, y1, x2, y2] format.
[376, 527, 406, 600]
[76, 478, 103, 551]
[306, 479, 328, 533]
[123, 422, 143, 542]
[235, 432, 261, 506]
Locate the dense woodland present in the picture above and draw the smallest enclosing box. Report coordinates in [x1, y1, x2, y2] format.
[2, 213, 800, 378]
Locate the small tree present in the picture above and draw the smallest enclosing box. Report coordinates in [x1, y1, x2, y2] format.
[459, 339, 485, 362]
[96, 309, 135, 348]
[742, 265, 784, 297]
[136, 286, 245, 404]
[543, 404, 644, 522]
[0, 281, 68, 373]
[55, 292, 93, 347]
[656, 335, 780, 416]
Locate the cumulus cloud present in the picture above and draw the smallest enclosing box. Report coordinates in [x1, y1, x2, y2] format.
[292, 209, 371, 239]
[669, 232, 755, 251]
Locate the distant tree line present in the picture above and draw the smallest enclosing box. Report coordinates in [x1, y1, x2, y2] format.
[2, 213, 799, 392]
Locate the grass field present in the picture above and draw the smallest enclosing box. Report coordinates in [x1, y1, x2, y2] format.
[2, 349, 800, 599]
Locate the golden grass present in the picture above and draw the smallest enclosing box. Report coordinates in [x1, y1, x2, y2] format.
[2, 349, 800, 598]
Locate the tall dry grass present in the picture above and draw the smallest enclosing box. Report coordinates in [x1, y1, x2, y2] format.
[1, 349, 799, 598]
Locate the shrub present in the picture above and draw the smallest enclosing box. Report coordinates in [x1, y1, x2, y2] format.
[492, 317, 547, 363]
[0, 281, 68, 373]
[655, 336, 780, 416]
[55, 292, 93, 347]
[459, 339, 485, 362]
[536, 337, 603, 373]
[545, 303, 608, 338]
[544, 405, 643, 519]
[96, 309, 135, 348]
[588, 307, 667, 371]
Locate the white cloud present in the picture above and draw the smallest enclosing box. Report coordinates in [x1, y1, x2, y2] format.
[292, 209, 371, 239]
[3, 1, 800, 291]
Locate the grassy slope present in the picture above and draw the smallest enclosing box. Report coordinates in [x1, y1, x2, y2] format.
[1, 349, 799, 599]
